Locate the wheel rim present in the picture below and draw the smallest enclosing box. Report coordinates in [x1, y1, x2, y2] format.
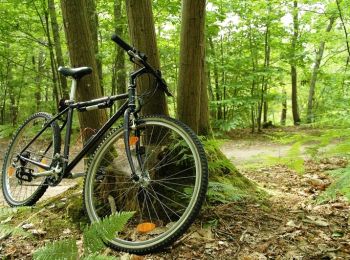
[85, 118, 203, 248]
[3, 116, 56, 205]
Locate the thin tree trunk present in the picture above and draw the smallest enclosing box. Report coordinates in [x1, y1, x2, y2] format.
[281, 89, 287, 126]
[49, 0, 68, 98]
[199, 39, 210, 136]
[335, 0, 350, 92]
[209, 37, 222, 120]
[307, 16, 336, 123]
[291, 0, 301, 125]
[44, 6, 60, 108]
[126, 0, 168, 116]
[61, 0, 108, 142]
[34, 50, 44, 111]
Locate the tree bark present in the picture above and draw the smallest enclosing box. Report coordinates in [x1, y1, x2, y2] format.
[209, 37, 222, 120]
[281, 89, 287, 126]
[307, 16, 336, 123]
[177, 0, 207, 134]
[61, 0, 108, 142]
[126, 0, 168, 116]
[86, 0, 103, 95]
[49, 0, 68, 98]
[199, 42, 210, 136]
[111, 0, 126, 112]
[291, 0, 301, 125]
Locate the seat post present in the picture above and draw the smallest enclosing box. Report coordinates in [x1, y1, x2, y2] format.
[69, 79, 78, 101]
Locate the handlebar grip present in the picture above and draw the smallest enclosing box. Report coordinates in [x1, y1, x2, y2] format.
[111, 34, 133, 52]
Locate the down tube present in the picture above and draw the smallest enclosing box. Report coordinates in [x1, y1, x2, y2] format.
[64, 101, 129, 175]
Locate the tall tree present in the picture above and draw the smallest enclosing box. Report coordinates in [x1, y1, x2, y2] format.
[177, 0, 209, 135]
[126, 0, 168, 116]
[111, 0, 126, 112]
[290, 0, 301, 125]
[307, 15, 336, 123]
[61, 0, 107, 142]
[48, 0, 68, 98]
[86, 0, 103, 94]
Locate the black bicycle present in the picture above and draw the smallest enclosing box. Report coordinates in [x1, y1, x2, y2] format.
[1, 34, 208, 254]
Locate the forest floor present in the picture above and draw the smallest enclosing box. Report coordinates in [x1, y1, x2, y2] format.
[0, 127, 349, 259]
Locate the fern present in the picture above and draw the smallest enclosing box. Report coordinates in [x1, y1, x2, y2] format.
[33, 212, 134, 259]
[83, 254, 117, 260]
[207, 181, 243, 203]
[0, 224, 29, 239]
[84, 212, 134, 255]
[318, 167, 350, 203]
[0, 207, 18, 220]
[33, 239, 78, 260]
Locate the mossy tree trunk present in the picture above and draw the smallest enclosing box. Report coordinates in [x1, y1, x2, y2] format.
[61, 0, 108, 142]
[125, 0, 168, 116]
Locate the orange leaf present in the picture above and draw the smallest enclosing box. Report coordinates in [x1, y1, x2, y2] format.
[7, 166, 15, 177]
[136, 222, 156, 233]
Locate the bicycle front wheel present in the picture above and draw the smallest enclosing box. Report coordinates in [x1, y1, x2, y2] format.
[83, 115, 208, 254]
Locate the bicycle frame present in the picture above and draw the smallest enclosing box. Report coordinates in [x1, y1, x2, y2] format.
[18, 66, 149, 180]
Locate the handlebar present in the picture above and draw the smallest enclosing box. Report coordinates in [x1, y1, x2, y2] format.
[111, 34, 173, 97]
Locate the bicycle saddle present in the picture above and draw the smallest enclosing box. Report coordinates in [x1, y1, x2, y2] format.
[58, 66, 92, 79]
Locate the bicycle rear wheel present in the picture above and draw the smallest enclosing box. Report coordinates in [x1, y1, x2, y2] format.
[83, 115, 208, 254]
[2, 112, 61, 206]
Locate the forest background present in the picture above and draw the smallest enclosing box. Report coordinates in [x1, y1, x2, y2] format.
[0, 0, 349, 134]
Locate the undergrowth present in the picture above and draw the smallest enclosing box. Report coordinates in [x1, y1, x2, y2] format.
[318, 166, 350, 203]
[263, 128, 350, 174]
[202, 138, 264, 203]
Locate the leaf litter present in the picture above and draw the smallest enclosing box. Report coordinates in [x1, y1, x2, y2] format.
[0, 142, 349, 259]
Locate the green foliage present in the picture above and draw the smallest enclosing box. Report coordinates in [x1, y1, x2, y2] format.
[0, 124, 17, 138]
[33, 212, 134, 260]
[202, 138, 238, 175]
[264, 129, 350, 173]
[84, 212, 134, 255]
[33, 239, 78, 260]
[207, 181, 243, 203]
[202, 138, 260, 203]
[318, 167, 350, 203]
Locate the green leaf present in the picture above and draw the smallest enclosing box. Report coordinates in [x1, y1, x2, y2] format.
[33, 239, 78, 260]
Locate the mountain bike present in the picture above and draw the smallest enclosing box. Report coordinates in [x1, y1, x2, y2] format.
[1, 34, 208, 254]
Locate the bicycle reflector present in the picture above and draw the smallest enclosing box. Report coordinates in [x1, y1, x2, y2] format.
[129, 136, 139, 146]
[39, 159, 47, 173]
[136, 222, 156, 233]
[7, 166, 15, 177]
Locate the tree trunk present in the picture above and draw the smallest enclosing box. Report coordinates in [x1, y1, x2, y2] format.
[209, 37, 222, 120]
[291, 0, 301, 125]
[281, 89, 287, 126]
[86, 0, 103, 95]
[126, 0, 168, 116]
[177, 0, 206, 134]
[307, 16, 336, 123]
[199, 42, 210, 136]
[111, 0, 126, 112]
[44, 6, 60, 108]
[49, 0, 68, 98]
[335, 0, 350, 92]
[61, 0, 108, 142]
[34, 50, 44, 111]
